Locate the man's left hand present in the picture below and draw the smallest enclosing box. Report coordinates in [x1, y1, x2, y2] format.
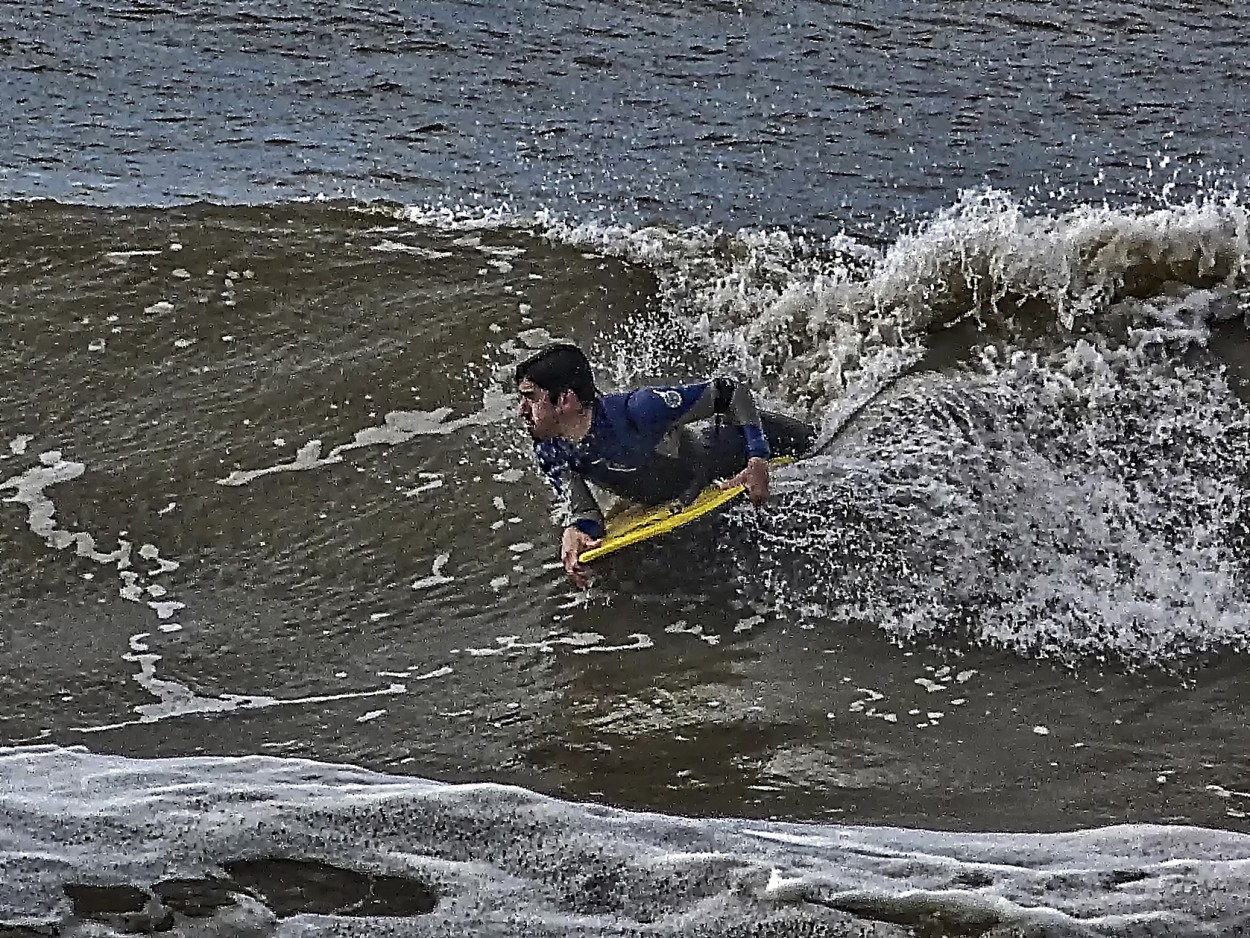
[722, 456, 770, 506]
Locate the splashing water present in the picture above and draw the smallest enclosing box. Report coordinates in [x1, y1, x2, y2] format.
[392, 189, 1250, 664]
[568, 192, 1250, 664]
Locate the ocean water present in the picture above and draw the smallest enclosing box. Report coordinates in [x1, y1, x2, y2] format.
[3, 1, 1250, 935]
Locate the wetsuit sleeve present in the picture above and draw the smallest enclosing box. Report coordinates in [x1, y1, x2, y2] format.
[625, 379, 771, 459]
[562, 473, 606, 539]
[534, 442, 605, 538]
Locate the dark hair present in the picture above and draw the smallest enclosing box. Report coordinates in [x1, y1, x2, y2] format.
[514, 343, 600, 405]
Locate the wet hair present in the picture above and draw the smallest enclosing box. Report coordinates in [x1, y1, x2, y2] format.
[514, 343, 600, 406]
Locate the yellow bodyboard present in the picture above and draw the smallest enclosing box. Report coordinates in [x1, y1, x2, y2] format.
[578, 457, 793, 564]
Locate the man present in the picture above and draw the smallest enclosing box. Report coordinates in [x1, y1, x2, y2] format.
[515, 343, 815, 587]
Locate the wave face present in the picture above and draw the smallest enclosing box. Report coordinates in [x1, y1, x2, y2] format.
[2, 195, 1250, 899]
[4, 0, 1250, 926]
[537, 189, 1250, 665]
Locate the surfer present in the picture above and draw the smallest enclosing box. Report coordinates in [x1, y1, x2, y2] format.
[514, 343, 815, 586]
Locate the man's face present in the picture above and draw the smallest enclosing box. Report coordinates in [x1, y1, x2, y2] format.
[517, 377, 564, 440]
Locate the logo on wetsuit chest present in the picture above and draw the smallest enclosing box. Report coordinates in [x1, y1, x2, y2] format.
[656, 390, 683, 409]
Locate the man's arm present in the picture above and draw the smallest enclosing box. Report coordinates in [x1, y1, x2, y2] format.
[626, 378, 771, 460]
[558, 473, 603, 589]
[626, 379, 772, 505]
[534, 444, 604, 587]
[561, 472, 605, 539]
[535, 441, 605, 533]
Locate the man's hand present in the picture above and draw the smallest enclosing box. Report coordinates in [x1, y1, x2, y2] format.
[561, 525, 602, 589]
[721, 456, 770, 506]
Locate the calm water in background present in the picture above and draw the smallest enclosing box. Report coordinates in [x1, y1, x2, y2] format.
[3, 2, 1250, 935]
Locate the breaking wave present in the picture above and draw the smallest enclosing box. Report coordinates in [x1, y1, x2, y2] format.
[464, 188, 1250, 665]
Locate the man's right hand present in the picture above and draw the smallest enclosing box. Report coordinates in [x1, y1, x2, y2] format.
[561, 525, 602, 589]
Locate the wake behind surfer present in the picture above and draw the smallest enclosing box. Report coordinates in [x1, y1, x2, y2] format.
[514, 343, 815, 587]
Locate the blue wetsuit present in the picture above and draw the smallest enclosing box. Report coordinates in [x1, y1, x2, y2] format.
[532, 379, 809, 539]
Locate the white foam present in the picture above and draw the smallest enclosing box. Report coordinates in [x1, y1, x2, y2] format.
[217, 438, 339, 485]
[687, 194, 1250, 663]
[0, 455, 185, 624]
[664, 620, 720, 646]
[370, 239, 453, 258]
[105, 249, 162, 264]
[213, 328, 547, 486]
[413, 665, 452, 681]
[411, 552, 453, 590]
[401, 472, 443, 497]
[460, 630, 654, 657]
